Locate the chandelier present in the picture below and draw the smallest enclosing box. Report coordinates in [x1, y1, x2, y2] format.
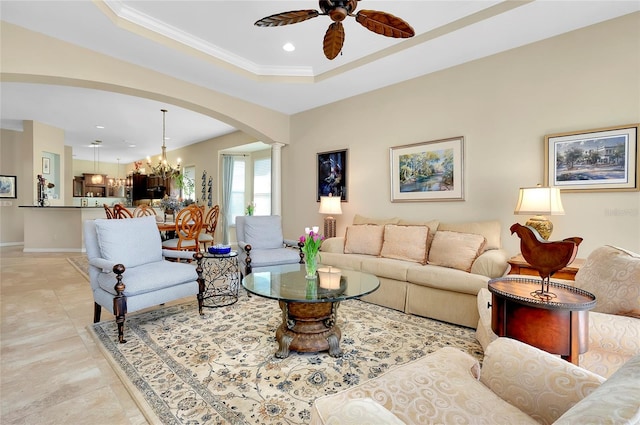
[147, 108, 181, 179]
[91, 141, 104, 184]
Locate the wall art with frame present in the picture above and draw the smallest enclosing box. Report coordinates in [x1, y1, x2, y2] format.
[544, 124, 639, 192]
[0, 175, 17, 199]
[390, 136, 465, 202]
[317, 149, 347, 201]
[42, 157, 51, 174]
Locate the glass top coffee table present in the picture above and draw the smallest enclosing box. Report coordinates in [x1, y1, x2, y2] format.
[242, 264, 380, 358]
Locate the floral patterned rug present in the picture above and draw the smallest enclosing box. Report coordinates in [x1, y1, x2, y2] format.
[90, 291, 483, 425]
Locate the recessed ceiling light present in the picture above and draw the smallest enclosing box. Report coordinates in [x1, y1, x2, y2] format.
[283, 42, 295, 52]
[95, 125, 105, 129]
[129, 144, 136, 148]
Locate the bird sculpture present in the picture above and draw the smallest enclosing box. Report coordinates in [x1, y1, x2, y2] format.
[510, 223, 583, 299]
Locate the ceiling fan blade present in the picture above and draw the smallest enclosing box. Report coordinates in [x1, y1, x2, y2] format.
[355, 10, 415, 38]
[254, 10, 320, 27]
[323, 22, 345, 60]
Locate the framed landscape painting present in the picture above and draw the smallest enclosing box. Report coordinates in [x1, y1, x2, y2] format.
[544, 124, 639, 192]
[390, 136, 464, 202]
[0, 175, 17, 199]
[317, 149, 347, 201]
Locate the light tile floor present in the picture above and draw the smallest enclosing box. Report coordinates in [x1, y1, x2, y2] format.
[1, 246, 149, 424]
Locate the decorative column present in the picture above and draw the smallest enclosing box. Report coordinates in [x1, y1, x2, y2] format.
[270, 142, 284, 216]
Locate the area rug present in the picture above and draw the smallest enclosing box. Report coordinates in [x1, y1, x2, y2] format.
[67, 256, 89, 281]
[90, 292, 483, 425]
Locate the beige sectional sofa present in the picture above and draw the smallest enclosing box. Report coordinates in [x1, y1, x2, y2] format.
[319, 215, 509, 328]
[310, 337, 640, 425]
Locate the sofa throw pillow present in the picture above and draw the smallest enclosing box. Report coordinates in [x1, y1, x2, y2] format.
[95, 215, 162, 270]
[438, 220, 501, 251]
[243, 216, 284, 249]
[380, 225, 429, 264]
[429, 230, 487, 272]
[353, 214, 400, 226]
[344, 225, 385, 256]
[397, 219, 440, 255]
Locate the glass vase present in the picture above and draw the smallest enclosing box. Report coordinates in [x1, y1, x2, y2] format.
[305, 252, 318, 279]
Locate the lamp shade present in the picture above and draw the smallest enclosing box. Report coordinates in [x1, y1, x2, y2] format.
[514, 186, 565, 216]
[319, 196, 342, 215]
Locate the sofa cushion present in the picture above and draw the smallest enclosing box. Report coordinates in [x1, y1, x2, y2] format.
[361, 256, 412, 282]
[344, 225, 384, 256]
[428, 231, 486, 272]
[352, 214, 400, 225]
[94, 216, 162, 270]
[481, 338, 605, 425]
[575, 245, 640, 317]
[406, 264, 488, 295]
[555, 353, 640, 425]
[438, 220, 501, 251]
[379, 224, 429, 264]
[396, 219, 440, 255]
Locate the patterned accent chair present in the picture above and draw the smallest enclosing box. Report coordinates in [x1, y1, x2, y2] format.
[311, 337, 640, 424]
[476, 244, 640, 379]
[235, 215, 303, 275]
[84, 215, 203, 343]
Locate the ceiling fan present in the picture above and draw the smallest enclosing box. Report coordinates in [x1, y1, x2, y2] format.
[254, 0, 415, 60]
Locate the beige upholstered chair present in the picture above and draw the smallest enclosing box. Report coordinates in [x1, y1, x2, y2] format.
[83, 215, 203, 343]
[476, 245, 640, 379]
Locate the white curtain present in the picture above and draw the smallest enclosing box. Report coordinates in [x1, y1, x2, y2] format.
[221, 155, 235, 245]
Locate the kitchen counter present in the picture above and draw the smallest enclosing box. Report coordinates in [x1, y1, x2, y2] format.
[20, 206, 110, 252]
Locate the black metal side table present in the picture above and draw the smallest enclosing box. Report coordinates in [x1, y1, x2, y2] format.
[196, 251, 240, 308]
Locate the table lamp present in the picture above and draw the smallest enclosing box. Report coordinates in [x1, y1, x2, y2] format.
[514, 185, 564, 240]
[319, 194, 342, 238]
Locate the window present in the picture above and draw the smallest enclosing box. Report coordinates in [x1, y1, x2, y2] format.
[230, 158, 245, 224]
[182, 165, 196, 202]
[253, 157, 271, 215]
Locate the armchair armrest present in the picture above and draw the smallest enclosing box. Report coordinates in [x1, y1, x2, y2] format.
[89, 257, 119, 273]
[283, 238, 300, 247]
[162, 249, 198, 261]
[480, 338, 605, 424]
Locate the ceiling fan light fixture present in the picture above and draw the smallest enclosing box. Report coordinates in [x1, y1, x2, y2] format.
[255, 0, 414, 60]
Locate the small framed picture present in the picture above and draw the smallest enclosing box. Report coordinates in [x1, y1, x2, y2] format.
[317, 149, 347, 201]
[42, 157, 51, 174]
[390, 136, 465, 202]
[544, 124, 639, 192]
[0, 175, 17, 199]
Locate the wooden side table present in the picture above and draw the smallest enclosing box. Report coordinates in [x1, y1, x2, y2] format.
[488, 277, 596, 364]
[507, 254, 585, 281]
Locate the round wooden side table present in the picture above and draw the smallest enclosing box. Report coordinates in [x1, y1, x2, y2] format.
[488, 277, 596, 364]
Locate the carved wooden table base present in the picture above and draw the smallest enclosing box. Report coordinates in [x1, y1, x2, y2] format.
[275, 300, 342, 358]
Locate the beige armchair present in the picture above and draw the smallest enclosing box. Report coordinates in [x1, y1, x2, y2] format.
[476, 245, 640, 378]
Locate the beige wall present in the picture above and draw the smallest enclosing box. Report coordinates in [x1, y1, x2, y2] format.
[1, 13, 639, 256]
[0, 129, 24, 245]
[285, 13, 640, 257]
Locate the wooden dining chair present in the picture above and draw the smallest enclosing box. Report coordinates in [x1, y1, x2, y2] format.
[113, 204, 134, 219]
[103, 204, 115, 219]
[161, 204, 204, 255]
[133, 204, 157, 218]
[198, 205, 219, 251]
